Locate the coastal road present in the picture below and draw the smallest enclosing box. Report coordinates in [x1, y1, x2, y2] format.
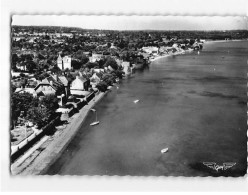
[46, 41, 247, 176]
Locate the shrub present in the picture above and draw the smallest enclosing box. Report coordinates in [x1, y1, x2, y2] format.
[96, 81, 108, 92]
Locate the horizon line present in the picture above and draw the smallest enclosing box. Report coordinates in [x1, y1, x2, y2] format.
[12, 25, 248, 32]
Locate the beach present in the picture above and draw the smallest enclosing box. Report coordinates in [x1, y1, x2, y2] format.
[150, 49, 193, 62]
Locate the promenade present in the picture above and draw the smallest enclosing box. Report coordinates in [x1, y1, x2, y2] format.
[11, 89, 110, 175]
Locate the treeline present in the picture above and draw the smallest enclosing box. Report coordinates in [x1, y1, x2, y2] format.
[12, 25, 248, 40]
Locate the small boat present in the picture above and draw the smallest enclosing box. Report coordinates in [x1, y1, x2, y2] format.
[90, 121, 99, 126]
[134, 99, 139, 103]
[90, 109, 99, 126]
[161, 148, 169, 154]
[197, 51, 200, 55]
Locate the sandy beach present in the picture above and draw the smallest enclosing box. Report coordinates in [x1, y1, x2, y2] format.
[151, 49, 193, 62]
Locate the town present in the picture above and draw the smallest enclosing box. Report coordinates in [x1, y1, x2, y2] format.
[10, 26, 248, 164]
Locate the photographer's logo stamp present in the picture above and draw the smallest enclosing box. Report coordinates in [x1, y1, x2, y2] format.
[203, 162, 236, 172]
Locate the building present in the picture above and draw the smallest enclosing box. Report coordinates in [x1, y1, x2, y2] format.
[34, 75, 65, 97]
[90, 73, 101, 88]
[58, 75, 70, 98]
[142, 47, 159, 55]
[70, 76, 90, 97]
[89, 53, 103, 62]
[57, 54, 72, 70]
[50, 74, 70, 98]
[121, 61, 131, 76]
[15, 87, 37, 97]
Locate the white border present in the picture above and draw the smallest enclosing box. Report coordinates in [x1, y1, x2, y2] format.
[1, 0, 248, 192]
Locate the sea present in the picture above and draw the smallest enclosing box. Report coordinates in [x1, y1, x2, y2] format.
[46, 40, 248, 176]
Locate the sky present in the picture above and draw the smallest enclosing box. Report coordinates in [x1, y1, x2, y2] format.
[12, 15, 248, 31]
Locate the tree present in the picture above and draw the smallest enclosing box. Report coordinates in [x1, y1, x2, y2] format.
[84, 61, 98, 69]
[66, 73, 75, 84]
[102, 73, 115, 86]
[26, 106, 51, 128]
[112, 69, 124, 79]
[189, 39, 195, 46]
[71, 60, 82, 70]
[26, 60, 37, 73]
[19, 72, 25, 77]
[98, 59, 107, 68]
[11, 92, 37, 121]
[80, 54, 89, 64]
[51, 65, 61, 74]
[11, 84, 17, 93]
[11, 54, 19, 70]
[38, 53, 46, 60]
[40, 94, 59, 113]
[107, 42, 111, 48]
[96, 81, 108, 92]
[104, 57, 118, 70]
[26, 94, 59, 128]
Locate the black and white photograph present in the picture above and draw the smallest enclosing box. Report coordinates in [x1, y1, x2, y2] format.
[1, 0, 248, 192]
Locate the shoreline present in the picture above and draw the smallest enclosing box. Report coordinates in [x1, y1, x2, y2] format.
[150, 49, 193, 63]
[11, 88, 112, 175]
[150, 39, 247, 63]
[205, 39, 247, 44]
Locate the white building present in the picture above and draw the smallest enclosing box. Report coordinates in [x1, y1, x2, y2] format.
[121, 61, 131, 76]
[70, 76, 90, 97]
[57, 55, 72, 70]
[89, 53, 103, 62]
[142, 47, 159, 55]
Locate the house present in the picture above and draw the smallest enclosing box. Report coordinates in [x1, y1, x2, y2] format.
[83, 52, 91, 57]
[89, 53, 103, 62]
[115, 58, 123, 66]
[172, 43, 179, 48]
[15, 87, 37, 97]
[16, 63, 26, 71]
[93, 68, 105, 74]
[90, 73, 101, 88]
[57, 54, 72, 70]
[108, 65, 114, 72]
[70, 76, 90, 97]
[50, 74, 70, 98]
[34, 75, 65, 97]
[121, 61, 131, 76]
[142, 47, 159, 55]
[58, 75, 70, 98]
[34, 81, 56, 96]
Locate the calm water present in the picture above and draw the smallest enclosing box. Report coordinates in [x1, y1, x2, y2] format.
[46, 41, 247, 176]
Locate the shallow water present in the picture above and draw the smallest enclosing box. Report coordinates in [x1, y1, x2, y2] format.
[46, 41, 247, 176]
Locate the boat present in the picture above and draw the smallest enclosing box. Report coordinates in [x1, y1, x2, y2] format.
[161, 148, 169, 154]
[134, 99, 139, 103]
[90, 121, 99, 126]
[90, 109, 100, 126]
